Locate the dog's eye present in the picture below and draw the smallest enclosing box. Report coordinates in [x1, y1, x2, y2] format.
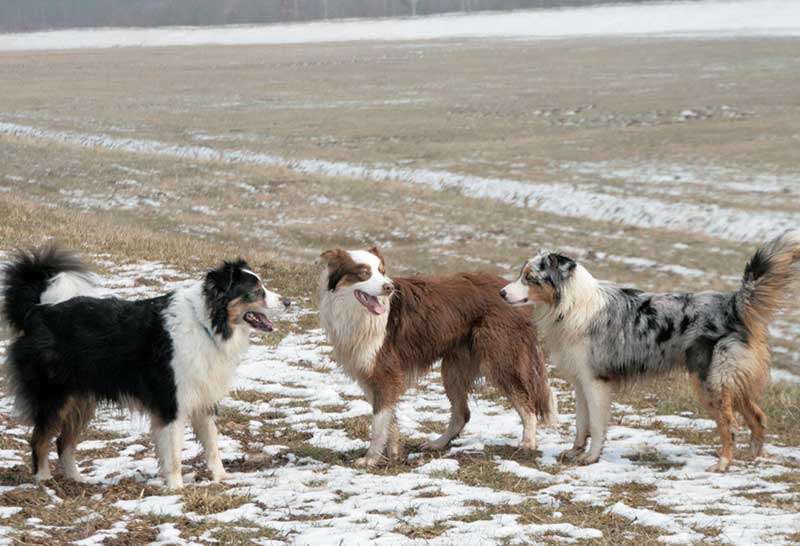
[357, 268, 370, 281]
[242, 290, 262, 302]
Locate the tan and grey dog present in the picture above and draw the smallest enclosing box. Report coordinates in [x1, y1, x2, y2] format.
[318, 247, 557, 467]
[501, 230, 800, 472]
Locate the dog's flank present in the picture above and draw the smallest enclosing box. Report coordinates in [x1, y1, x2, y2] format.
[319, 247, 556, 467]
[1, 246, 278, 489]
[502, 230, 800, 471]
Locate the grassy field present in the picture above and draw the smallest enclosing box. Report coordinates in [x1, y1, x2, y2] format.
[0, 35, 799, 544]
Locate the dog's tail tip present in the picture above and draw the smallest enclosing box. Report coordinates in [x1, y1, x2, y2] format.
[738, 229, 800, 332]
[1, 242, 95, 333]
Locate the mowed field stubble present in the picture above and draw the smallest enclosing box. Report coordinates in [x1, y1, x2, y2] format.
[0, 35, 799, 544]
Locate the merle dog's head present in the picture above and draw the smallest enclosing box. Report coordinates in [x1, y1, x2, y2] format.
[500, 251, 577, 307]
[203, 259, 276, 339]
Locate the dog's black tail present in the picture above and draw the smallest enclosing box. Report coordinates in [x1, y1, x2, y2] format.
[1, 242, 96, 334]
[737, 230, 800, 335]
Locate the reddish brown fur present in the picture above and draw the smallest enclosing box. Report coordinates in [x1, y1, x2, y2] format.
[364, 272, 551, 421]
[320, 249, 373, 290]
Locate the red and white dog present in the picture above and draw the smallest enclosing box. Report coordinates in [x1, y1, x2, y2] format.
[318, 247, 556, 466]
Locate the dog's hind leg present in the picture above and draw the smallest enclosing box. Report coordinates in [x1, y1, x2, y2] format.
[576, 378, 612, 465]
[191, 411, 228, 482]
[738, 398, 767, 460]
[707, 390, 736, 472]
[559, 383, 589, 461]
[56, 397, 95, 481]
[31, 420, 58, 481]
[423, 345, 478, 451]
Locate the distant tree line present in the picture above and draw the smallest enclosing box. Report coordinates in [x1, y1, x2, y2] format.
[0, 0, 664, 33]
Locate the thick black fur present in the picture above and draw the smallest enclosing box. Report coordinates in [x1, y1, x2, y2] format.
[203, 258, 259, 339]
[2, 246, 260, 478]
[1, 243, 90, 333]
[8, 294, 178, 426]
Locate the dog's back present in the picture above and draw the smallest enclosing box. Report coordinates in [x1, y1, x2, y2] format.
[319, 249, 557, 465]
[9, 294, 177, 422]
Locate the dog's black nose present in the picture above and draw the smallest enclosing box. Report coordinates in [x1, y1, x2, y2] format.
[281, 297, 292, 309]
[499, 289, 507, 299]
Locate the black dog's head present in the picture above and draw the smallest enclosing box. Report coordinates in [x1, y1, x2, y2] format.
[203, 259, 274, 339]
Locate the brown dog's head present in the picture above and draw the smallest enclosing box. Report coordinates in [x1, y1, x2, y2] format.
[317, 247, 393, 315]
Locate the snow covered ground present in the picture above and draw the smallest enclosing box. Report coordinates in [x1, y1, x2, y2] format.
[0, 0, 799, 52]
[1, 259, 798, 545]
[1, 121, 797, 244]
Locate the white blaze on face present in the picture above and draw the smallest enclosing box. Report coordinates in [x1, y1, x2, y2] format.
[346, 250, 392, 315]
[502, 259, 536, 305]
[264, 288, 285, 310]
[242, 268, 289, 312]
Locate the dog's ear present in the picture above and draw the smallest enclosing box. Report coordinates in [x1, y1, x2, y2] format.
[316, 249, 353, 291]
[206, 261, 237, 296]
[316, 249, 342, 267]
[368, 246, 386, 273]
[548, 254, 577, 285]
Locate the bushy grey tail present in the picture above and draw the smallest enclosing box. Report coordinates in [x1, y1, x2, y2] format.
[1, 242, 95, 333]
[737, 230, 800, 334]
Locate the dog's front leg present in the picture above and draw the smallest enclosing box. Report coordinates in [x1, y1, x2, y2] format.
[559, 382, 589, 461]
[576, 378, 612, 465]
[155, 418, 185, 490]
[191, 411, 228, 482]
[356, 406, 395, 468]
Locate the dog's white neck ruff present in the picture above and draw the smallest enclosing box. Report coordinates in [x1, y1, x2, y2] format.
[535, 264, 606, 346]
[165, 282, 250, 417]
[318, 269, 390, 380]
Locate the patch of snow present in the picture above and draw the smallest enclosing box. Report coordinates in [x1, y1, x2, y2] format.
[2, 121, 795, 243]
[1, 1, 799, 52]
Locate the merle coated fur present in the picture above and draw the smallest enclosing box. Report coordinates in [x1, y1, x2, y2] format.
[502, 230, 800, 471]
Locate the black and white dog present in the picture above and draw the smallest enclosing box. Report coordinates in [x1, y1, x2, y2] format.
[1, 244, 285, 489]
[501, 230, 800, 472]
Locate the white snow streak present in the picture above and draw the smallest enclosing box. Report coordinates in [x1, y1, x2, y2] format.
[1, 121, 796, 243]
[1, 1, 799, 52]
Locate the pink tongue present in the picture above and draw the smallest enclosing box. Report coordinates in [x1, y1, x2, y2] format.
[363, 293, 386, 315]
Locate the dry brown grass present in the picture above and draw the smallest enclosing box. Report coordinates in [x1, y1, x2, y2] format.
[1, 35, 799, 545]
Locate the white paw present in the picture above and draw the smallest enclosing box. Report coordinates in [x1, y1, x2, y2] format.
[576, 452, 600, 465]
[354, 456, 380, 468]
[165, 474, 184, 490]
[211, 470, 230, 482]
[706, 459, 731, 473]
[557, 448, 583, 461]
[34, 470, 53, 482]
[519, 439, 537, 451]
[421, 438, 449, 451]
[62, 469, 83, 482]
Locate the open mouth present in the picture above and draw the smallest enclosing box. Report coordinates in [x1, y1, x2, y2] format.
[243, 311, 275, 332]
[354, 289, 386, 315]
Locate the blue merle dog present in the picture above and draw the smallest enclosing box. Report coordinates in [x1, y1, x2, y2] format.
[501, 230, 800, 472]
